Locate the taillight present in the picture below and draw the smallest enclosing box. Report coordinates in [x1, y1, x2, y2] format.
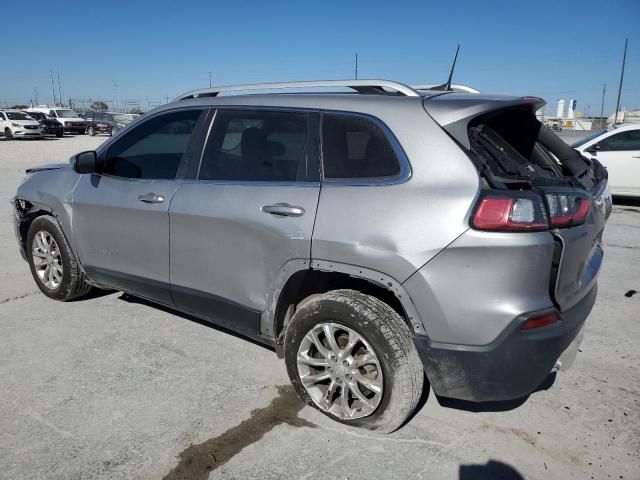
[521, 312, 559, 330]
[472, 193, 548, 232]
[545, 192, 590, 227]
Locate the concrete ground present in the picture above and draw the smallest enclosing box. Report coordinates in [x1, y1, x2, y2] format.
[0, 135, 638, 480]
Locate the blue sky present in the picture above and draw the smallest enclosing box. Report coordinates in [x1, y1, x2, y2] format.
[2, 0, 638, 115]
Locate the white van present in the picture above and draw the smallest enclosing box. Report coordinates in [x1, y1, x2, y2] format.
[27, 106, 85, 135]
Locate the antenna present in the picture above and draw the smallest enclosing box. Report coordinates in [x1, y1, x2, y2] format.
[429, 44, 461, 91]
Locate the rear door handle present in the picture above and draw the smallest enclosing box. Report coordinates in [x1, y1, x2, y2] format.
[261, 203, 305, 217]
[137, 193, 165, 204]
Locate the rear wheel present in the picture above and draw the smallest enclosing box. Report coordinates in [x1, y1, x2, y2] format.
[5, 128, 13, 140]
[284, 289, 424, 433]
[87, 126, 95, 136]
[56, 130, 63, 138]
[26, 216, 92, 301]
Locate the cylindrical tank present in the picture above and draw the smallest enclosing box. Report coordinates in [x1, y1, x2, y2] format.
[556, 100, 565, 119]
[567, 99, 575, 120]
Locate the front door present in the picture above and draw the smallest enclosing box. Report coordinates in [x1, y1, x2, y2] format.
[169, 109, 320, 335]
[585, 129, 640, 196]
[71, 108, 206, 304]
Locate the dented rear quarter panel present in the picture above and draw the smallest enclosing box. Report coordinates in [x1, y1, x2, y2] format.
[311, 100, 480, 284]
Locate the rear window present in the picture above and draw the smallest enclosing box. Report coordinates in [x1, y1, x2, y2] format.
[322, 115, 400, 179]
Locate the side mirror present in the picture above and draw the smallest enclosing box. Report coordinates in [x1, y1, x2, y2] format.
[585, 145, 599, 154]
[72, 150, 98, 174]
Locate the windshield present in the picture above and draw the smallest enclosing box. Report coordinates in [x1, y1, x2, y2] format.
[6, 112, 33, 121]
[54, 109, 81, 118]
[112, 114, 133, 124]
[571, 130, 608, 148]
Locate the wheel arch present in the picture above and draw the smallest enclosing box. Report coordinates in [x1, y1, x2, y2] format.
[266, 259, 425, 358]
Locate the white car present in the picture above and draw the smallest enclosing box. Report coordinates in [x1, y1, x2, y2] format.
[27, 106, 86, 135]
[572, 124, 640, 197]
[0, 110, 43, 139]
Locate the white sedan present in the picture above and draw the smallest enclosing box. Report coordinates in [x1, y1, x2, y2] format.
[572, 124, 640, 197]
[0, 110, 43, 140]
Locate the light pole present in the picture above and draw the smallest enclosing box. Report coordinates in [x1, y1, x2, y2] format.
[113, 80, 118, 112]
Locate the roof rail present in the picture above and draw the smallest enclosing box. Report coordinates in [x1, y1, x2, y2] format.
[412, 84, 480, 94]
[174, 79, 421, 102]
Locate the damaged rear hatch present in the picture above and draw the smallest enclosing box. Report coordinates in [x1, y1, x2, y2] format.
[425, 93, 612, 312]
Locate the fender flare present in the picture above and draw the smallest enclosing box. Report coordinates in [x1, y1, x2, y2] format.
[261, 258, 426, 340]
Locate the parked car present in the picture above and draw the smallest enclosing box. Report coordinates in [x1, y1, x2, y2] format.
[572, 124, 640, 197]
[13, 80, 611, 432]
[0, 110, 43, 139]
[21, 111, 64, 138]
[27, 106, 85, 135]
[83, 111, 118, 136]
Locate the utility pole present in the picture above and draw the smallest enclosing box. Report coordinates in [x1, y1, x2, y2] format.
[50, 68, 57, 105]
[613, 38, 628, 125]
[34, 88, 38, 105]
[56, 69, 63, 106]
[600, 82, 606, 119]
[354, 53, 358, 80]
[209, 70, 212, 88]
[165, 95, 169, 104]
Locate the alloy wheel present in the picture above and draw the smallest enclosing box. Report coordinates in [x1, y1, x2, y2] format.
[296, 322, 384, 420]
[31, 231, 63, 289]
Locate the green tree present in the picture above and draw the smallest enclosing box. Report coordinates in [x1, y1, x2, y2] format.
[90, 101, 108, 112]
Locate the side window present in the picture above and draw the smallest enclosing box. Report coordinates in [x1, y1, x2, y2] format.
[597, 130, 640, 152]
[322, 115, 401, 179]
[102, 109, 202, 179]
[199, 110, 309, 182]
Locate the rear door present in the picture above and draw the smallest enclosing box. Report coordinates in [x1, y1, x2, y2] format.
[169, 109, 320, 336]
[582, 129, 640, 196]
[71, 108, 207, 304]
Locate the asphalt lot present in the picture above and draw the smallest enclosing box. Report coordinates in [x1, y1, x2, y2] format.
[0, 135, 638, 480]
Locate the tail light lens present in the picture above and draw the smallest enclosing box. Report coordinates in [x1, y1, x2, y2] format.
[472, 193, 548, 232]
[545, 192, 590, 227]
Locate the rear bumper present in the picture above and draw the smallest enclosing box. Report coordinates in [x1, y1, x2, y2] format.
[413, 284, 597, 402]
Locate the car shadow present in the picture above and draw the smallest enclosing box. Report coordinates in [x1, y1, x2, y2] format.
[117, 293, 275, 352]
[436, 372, 556, 413]
[459, 460, 524, 480]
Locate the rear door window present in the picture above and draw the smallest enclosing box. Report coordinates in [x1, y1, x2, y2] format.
[321, 114, 401, 179]
[199, 110, 310, 182]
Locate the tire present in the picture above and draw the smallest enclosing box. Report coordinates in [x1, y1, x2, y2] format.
[56, 130, 63, 138]
[284, 289, 424, 433]
[110, 127, 116, 136]
[26, 216, 92, 301]
[87, 126, 95, 136]
[5, 128, 13, 140]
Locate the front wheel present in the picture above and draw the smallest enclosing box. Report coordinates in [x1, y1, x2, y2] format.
[284, 289, 424, 433]
[26, 216, 92, 301]
[5, 128, 13, 140]
[87, 126, 95, 136]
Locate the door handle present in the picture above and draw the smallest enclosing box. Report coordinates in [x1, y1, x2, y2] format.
[137, 193, 165, 204]
[261, 203, 305, 217]
[632, 156, 640, 158]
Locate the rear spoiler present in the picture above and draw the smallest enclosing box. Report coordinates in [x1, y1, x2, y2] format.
[423, 93, 545, 150]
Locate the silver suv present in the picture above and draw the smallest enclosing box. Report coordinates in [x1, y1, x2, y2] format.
[13, 80, 611, 432]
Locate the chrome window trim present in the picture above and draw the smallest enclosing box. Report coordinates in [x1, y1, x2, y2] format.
[96, 104, 412, 187]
